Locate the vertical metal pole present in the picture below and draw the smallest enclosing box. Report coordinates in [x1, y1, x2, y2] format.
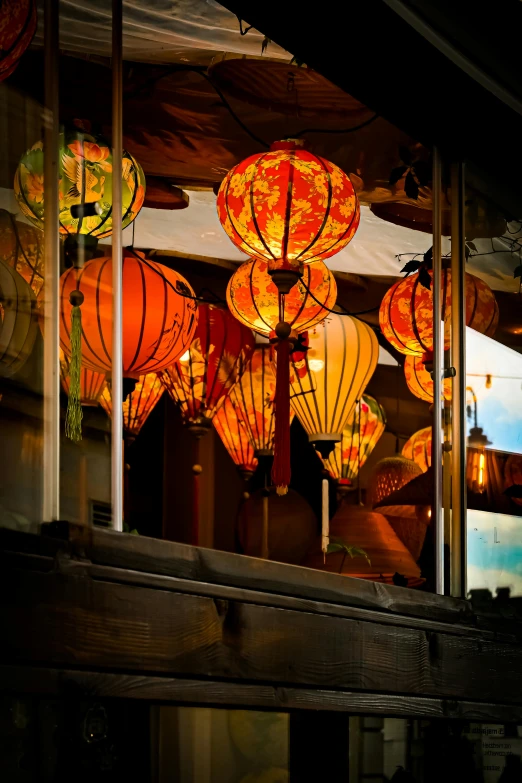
[111, 0, 123, 532]
[432, 147, 443, 594]
[450, 161, 467, 598]
[42, 0, 60, 524]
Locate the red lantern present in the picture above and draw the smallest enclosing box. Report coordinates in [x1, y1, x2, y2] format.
[160, 303, 255, 437]
[379, 266, 498, 361]
[213, 396, 258, 479]
[0, 0, 36, 82]
[404, 354, 452, 403]
[217, 139, 359, 291]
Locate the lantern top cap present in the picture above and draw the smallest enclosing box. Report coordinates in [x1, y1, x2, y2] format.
[270, 138, 308, 152]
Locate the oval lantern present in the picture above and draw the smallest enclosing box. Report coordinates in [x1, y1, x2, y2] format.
[217, 139, 359, 290]
[227, 258, 336, 337]
[213, 396, 258, 479]
[326, 394, 386, 488]
[0, 258, 38, 378]
[402, 426, 432, 473]
[60, 350, 106, 406]
[0, 0, 36, 82]
[100, 372, 164, 442]
[160, 303, 255, 437]
[289, 313, 378, 457]
[0, 209, 44, 301]
[59, 250, 198, 377]
[404, 354, 452, 404]
[379, 267, 498, 360]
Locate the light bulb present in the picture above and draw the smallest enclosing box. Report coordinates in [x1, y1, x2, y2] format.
[308, 359, 324, 372]
[179, 350, 190, 363]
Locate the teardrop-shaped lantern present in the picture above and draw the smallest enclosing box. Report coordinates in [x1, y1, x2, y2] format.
[213, 396, 258, 479]
[326, 394, 386, 487]
[402, 426, 432, 473]
[100, 372, 164, 442]
[0, 258, 38, 378]
[160, 303, 255, 437]
[404, 354, 451, 403]
[289, 313, 378, 457]
[60, 350, 106, 406]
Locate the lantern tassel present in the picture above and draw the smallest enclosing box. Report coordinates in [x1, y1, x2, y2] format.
[322, 476, 329, 562]
[271, 334, 292, 495]
[65, 291, 84, 442]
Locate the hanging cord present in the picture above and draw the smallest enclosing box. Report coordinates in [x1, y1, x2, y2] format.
[65, 278, 84, 442]
[292, 114, 379, 137]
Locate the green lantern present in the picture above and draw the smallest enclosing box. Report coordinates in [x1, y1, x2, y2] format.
[14, 122, 145, 259]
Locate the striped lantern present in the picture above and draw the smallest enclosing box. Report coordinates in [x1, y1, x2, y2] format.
[326, 394, 386, 487]
[213, 396, 258, 479]
[404, 354, 452, 403]
[402, 426, 432, 473]
[100, 372, 164, 442]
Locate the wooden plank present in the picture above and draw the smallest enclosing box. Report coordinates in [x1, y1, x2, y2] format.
[1, 665, 522, 724]
[2, 567, 522, 705]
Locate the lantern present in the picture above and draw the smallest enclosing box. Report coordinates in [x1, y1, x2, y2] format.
[326, 394, 386, 488]
[213, 396, 258, 479]
[368, 456, 423, 507]
[379, 266, 498, 361]
[0, 0, 36, 82]
[0, 258, 38, 378]
[289, 313, 378, 457]
[227, 258, 336, 337]
[160, 303, 255, 437]
[504, 454, 522, 507]
[100, 372, 164, 442]
[60, 351, 106, 407]
[466, 386, 490, 494]
[404, 354, 451, 403]
[15, 123, 145, 258]
[402, 426, 432, 473]
[217, 139, 359, 291]
[0, 209, 44, 301]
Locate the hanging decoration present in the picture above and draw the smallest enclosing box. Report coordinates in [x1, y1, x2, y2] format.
[368, 456, 423, 508]
[0, 209, 44, 302]
[160, 303, 255, 437]
[326, 394, 386, 489]
[217, 138, 359, 292]
[100, 372, 164, 442]
[60, 350, 106, 407]
[213, 397, 258, 479]
[379, 265, 498, 362]
[466, 386, 490, 494]
[404, 354, 451, 404]
[0, 0, 36, 82]
[0, 258, 38, 378]
[402, 426, 432, 473]
[227, 258, 336, 337]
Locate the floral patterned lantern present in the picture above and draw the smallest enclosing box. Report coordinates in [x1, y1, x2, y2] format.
[0, 0, 36, 82]
[213, 396, 258, 479]
[100, 372, 164, 442]
[404, 354, 451, 404]
[326, 394, 386, 488]
[402, 426, 432, 473]
[160, 303, 255, 437]
[60, 350, 106, 407]
[217, 139, 359, 291]
[0, 209, 44, 301]
[379, 266, 498, 362]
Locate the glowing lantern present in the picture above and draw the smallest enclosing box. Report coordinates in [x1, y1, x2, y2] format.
[326, 394, 386, 488]
[466, 386, 490, 494]
[404, 354, 451, 404]
[60, 350, 106, 407]
[100, 372, 164, 441]
[160, 303, 255, 437]
[15, 123, 145, 257]
[289, 313, 378, 457]
[402, 426, 432, 473]
[227, 258, 336, 337]
[0, 259, 38, 378]
[504, 454, 522, 507]
[368, 456, 423, 507]
[379, 266, 498, 361]
[59, 250, 197, 376]
[213, 397, 258, 479]
[0, 0, 36, 82]
[0, 209, 44, 301]
[217, 138, 359, 290]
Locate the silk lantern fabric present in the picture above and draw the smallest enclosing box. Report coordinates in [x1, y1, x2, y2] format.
[0, 0, 36, 82]
[326, 394, 386, 484]
[402, 426, 432, 473]
[100, 373, 164, 439]
[227, 258, 336, 337]
[217, 139, 359, 273]
[59, 250, 198, 377]
[404, 354, 452, 403]
[213, 396, 258, 478]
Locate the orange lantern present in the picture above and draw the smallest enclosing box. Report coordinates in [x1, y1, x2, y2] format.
[60, 350, 106, 407]
[326, 395, 386, 488]
[0, 0, 36, 82]
[217, 139, 359, 291]
[404, 354, 452, 403]
[402, 426, 432, 473]
[59, 250, 198, 377]
[160, 303, 255, 437]
[379, 266, 498, 361]
[213, 397, 258, 479]
[100, 372, 164, 442]
[227, 258, 336, 337]
[368, 455, 423, 507]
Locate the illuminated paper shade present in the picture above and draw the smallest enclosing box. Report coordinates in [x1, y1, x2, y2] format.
[100, 373, 164, 439]
[404, 354, 452, 403]
[213, 397, 258, 478]
[326, 394, 386, 484]
[402, 426, 432, 473]
[60, 351, 106, 406]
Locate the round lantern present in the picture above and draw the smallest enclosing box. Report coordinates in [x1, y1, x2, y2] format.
[0, 0, 36, 82]
[227, 258, 336, 337]
[60, 350, 106, 406]
[100, 372, 164, 442]
[0, 209, 44, 301]
[213, 396, 258, 479]
[59, 250, 198, 377]
[402, 426, 432, 473]
[326, 394, 386, 487]
[379, 266, 498, 360]
[404, 354, 452, 404]
[217, 139, 359, 291]
[289, 313, 378, 457]
[368, 456, 423, 507]
[504, 454, 522, 508]
[160, 303, 255, 437]
[15, 124, 145, 250]
[0, 258, 38, 378]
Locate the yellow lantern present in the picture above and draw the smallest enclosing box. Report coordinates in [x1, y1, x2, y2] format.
[326, 394, 386, 487]
[402, 426, 432, 473]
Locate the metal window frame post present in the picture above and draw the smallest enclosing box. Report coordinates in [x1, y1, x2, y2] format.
[431, 147, 443, 595]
